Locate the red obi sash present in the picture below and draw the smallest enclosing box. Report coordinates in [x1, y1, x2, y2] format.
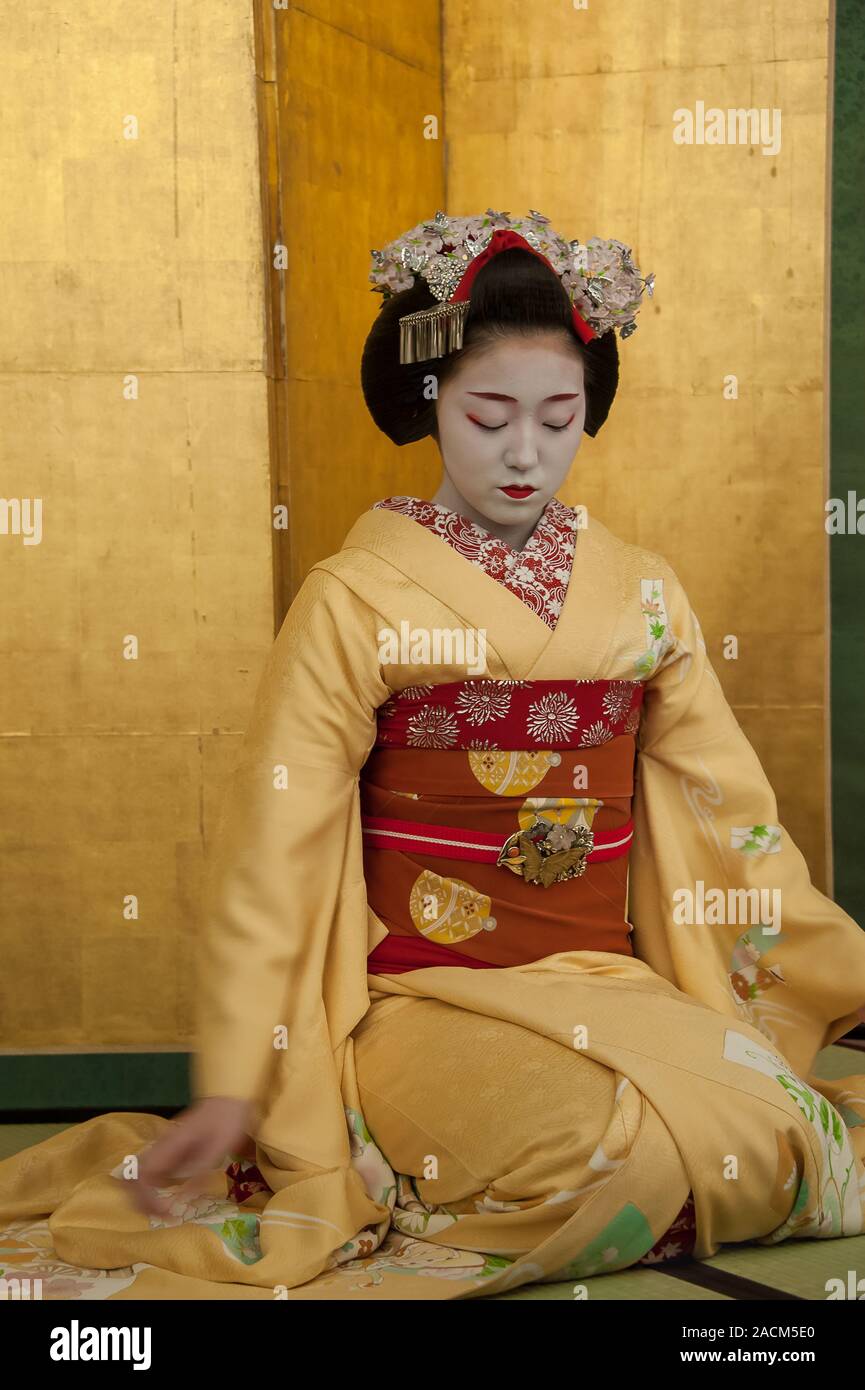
[363, 679, 644, 974]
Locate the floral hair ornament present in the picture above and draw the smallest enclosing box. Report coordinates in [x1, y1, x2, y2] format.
[368, 209, 655, 365]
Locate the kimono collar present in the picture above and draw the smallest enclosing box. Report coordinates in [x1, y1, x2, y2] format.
[334, 501, 625, 682]
[372, 494, 580, 630]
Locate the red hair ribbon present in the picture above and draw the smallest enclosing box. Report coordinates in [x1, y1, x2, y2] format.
[448, 228, 597, 345]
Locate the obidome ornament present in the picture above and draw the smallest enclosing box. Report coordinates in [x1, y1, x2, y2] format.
[369, 208, 655, 363]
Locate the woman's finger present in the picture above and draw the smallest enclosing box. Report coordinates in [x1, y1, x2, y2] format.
[128, 1126, 199, 1214]
[136, 1124, 196, 1188]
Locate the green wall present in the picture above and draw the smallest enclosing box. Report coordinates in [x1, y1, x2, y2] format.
[830, 0, 865, 928]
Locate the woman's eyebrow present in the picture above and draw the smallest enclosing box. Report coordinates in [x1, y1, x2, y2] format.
[465, 391, 580, 402]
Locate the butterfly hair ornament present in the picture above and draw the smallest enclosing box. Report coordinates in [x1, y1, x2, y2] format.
[368, 208, 655, 365]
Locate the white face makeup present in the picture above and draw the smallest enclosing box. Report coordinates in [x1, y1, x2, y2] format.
[431, 332, 587, 548]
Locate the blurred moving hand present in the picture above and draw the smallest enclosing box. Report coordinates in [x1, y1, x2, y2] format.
[129, 1096, 255, 1217]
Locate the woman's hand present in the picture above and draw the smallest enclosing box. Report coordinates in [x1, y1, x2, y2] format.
[128, 1096, 255, 1217]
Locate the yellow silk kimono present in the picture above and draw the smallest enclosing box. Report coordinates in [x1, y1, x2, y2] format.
[2, 504, 865, 1301]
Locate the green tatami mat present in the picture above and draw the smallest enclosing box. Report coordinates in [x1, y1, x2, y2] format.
[490, 1268, 730, 1300]
[696, 1233, 865, 1300]
[491, 1234, 865, 1302]
[0, 1122, 71, 1162]
[812, 1043, 865, 1079]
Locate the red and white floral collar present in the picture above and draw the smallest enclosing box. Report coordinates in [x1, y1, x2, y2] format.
[372, 495, 579, 629]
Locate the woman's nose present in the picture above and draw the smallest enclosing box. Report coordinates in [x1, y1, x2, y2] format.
[505, 421, 540, 468]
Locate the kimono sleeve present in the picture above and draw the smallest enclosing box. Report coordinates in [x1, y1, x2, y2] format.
[191, 567, 389, 1108]
[629, 563, 865, 1074]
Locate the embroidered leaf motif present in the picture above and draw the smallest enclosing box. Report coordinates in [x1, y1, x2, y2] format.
[778, 1076, 817, 1123]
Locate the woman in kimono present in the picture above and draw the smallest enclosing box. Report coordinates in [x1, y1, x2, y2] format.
[3, 210, 865, 1302]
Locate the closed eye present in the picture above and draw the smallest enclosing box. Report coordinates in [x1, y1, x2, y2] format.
[469, 418, 573, 432]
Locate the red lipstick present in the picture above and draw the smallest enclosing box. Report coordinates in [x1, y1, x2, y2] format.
[499, 485, 536, 499]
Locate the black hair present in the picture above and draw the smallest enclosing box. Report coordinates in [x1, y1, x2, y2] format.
[360, 246, 620, 446]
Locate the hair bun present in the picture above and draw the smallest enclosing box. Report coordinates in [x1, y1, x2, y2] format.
[361, 247, 620, 445]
